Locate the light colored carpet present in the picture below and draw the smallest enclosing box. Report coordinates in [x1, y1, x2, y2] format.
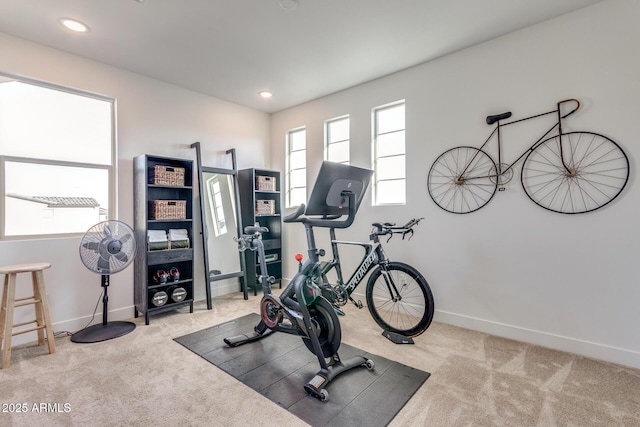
[1, 292, 639, 426]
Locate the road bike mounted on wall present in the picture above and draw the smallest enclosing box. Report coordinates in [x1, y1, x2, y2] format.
[427, 98, 630, 214]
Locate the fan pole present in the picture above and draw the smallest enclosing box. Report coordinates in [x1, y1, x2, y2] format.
[70, 274, 136, 343]
[101, 274, 109, 325]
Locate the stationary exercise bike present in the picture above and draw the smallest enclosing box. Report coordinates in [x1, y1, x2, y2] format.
[224, 162, 374, 401]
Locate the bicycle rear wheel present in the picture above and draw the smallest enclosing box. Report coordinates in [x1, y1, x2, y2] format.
[521, 132, 629, 214]
[427, 146, 498, 214]
[365, 262, 434, 337]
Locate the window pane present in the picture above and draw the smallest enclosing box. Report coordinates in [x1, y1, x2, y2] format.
[376, 155, 406, 180]
[4, 161, 109, 236]
[289, 168, 306, 188]
[328, 118, 349, 143]
[290, 130, 306, 151]
[328, 140, 350, 164]
[287, 127, 306, 208]
[289, 188, 306, 207]
[373, 101, 405, 206]
[376, 179, 406, 205]
[377, 131, 405, 157]
[289, 150, 306, 170]
[0, 81, 112, 164]
[377, 104, 405, 134]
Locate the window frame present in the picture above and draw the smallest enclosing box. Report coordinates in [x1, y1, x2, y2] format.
[324, 115, 350, 165]
[285, 126, 307, 208]
[372, 100, 406, 206]
[0, 72, 116, 240]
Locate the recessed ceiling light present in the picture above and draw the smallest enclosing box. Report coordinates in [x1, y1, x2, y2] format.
[279, 0, 299, 11]
[259, 91, 273, 99]
[59, 18, 90, 33]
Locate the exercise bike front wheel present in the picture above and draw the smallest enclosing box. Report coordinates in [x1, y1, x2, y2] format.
[366, 262, 434, 338]
[301, 297, 342, 358]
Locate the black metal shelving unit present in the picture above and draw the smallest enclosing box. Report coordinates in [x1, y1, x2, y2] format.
[133, 154, 194, 324]
[238, 168, 282, 293]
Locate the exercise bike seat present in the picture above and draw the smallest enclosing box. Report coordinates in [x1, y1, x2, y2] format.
[244, 225, 269, 235]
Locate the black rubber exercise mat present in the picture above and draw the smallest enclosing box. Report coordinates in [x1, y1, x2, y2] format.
[174, 313, 430, 427]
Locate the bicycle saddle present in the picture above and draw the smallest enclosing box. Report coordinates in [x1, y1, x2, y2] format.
[486, 111, 512, 125]
[244, 225, 269, 235]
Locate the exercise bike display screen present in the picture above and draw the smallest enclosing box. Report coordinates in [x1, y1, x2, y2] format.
[304, 162, 372, 217]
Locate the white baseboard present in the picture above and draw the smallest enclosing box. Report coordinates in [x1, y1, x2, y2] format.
[10, 305, 138, 347]
[435, 310, 640, 370]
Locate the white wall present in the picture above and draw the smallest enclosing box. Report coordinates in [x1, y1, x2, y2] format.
[0, 32, 270, 343]
[271, 0, 640, 369]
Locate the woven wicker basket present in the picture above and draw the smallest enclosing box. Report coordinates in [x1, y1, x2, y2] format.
[255, 199, 275, 215]
[256, 175, 276, 191]
[152, 165, 185, 186]
[151, 200, 187, 220]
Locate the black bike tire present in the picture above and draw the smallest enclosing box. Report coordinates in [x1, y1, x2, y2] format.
[365, 261, 434, 337]
[521, 132, 630, 214]
[427, 146, 498, 214]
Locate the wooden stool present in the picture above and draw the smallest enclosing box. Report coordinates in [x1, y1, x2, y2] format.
[0, 262, 56, 368]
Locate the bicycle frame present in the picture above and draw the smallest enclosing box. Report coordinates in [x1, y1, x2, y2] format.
[462, 98, 580, 180]
[320, 227, 386, 304]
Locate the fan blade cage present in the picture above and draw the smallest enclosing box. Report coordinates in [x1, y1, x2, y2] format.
[79, 221, 137, 274]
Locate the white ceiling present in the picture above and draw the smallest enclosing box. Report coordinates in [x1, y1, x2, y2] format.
[0, 0, 603, 113]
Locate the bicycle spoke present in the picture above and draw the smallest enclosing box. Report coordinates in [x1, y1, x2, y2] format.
[428, 147, 497, 213]
[367, 265, 432, 336]
[522, 132, 629, 213]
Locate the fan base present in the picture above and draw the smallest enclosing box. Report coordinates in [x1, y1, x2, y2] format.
[71, 321, 136, 343]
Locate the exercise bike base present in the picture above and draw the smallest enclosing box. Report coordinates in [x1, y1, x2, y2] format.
[304, 355, 373, 402]
[224, 329, 273, 347]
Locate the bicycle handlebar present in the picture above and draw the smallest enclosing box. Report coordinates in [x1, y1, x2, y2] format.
[559, 98, 580, 119]
[371, 217, 424, 241]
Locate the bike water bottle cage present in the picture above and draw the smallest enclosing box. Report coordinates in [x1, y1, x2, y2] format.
[486, 111, 512, 125]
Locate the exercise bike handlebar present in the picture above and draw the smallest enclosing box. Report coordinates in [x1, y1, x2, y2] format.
[283, 191, 357, 229]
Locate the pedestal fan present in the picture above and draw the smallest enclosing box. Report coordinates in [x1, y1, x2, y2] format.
[71, 220, 137, 343]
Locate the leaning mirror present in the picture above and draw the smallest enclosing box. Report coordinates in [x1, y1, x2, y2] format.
[191, 142, 246, 309]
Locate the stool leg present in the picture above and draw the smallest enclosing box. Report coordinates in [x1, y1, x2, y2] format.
[0, 275, 8, 347]
[34, 270, 56, 355]
[32, 271, 45, 346]
[2, 274, 17, 369]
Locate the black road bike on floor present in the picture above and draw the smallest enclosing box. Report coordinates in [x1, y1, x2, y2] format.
[427, 98, 630, 214]
[309, 218, 435, 339]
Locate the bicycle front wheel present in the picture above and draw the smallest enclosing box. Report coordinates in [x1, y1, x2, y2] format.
[427, 146, 498, 214]
[521, 132, 629, 214]
[365, 262, 434, 337]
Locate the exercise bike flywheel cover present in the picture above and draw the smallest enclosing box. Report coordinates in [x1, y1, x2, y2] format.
[260, 294, 283, 329]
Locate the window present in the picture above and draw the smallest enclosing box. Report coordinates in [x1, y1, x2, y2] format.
[206, 177, 227, 236]
[0, 75, 115, 239]
[325, 115, 350, 165]
[286, 127, 306, 208]
[372, 101, 406, 205]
